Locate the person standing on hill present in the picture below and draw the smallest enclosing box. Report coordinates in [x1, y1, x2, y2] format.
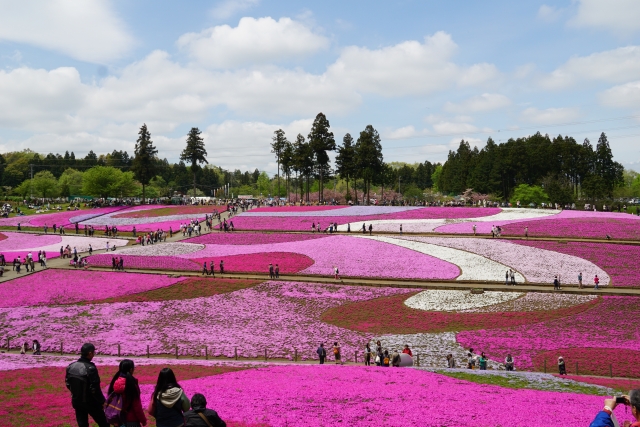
[219, 260, 224, 274]
[268, 263, 274, 279]
[594, 275, 600, 289]
[316, 343, 326, 364]
[65, 343, 108, 427]
[333, 342, 343, 365]
[275, 264, 279, 279]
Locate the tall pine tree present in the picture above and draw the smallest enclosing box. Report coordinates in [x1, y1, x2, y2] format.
[131, 123, 158, 203]
[180, 127, 208, 197]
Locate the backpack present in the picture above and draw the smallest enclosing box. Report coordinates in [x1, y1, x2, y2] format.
[383, 357, 390, 365]
[104, 392, 125, 425]
[65, 361, 91, 403]
[333, 348, 339, 355]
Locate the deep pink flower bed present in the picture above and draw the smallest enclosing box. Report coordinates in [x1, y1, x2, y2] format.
[88, 252, 315, 273]
[250, 206, 347, 212]
[185, 232, 326, 245]
[0, 232, 60, 250]
[112, 205, 227, 218]
[502, 217, 640, 240]
[456, 296, 640, 370]
[233, 207, 501, 230]
[0, 269, 184, 307]
[136, 365, 629, 426]
[534, 348, 640, 378]
[513, 240, 640, 287]
[557, 375, 640, 392]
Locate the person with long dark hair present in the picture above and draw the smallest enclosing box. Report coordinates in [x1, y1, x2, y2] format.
[107, 359, 147, 427]
[148, 368, 190, 427]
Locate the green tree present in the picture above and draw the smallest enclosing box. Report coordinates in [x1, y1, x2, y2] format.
[58, 168, 84, 197]
[335, 133, 357, 201]
[308, 113, 335, 202]
[594, 132, 624, 198]
[32, 171, 58, 198]
[180, 127, 208, 197]
[82, 166, 136, 198]
[293, 134, 314, 202]
[510, 184, 549, 206]
[354, 125, 384, 204]
[271, 129, 288, 197]
[281, 140, 294, 198]
[432, 164, 443, 192]
[131, 123, 158, 203]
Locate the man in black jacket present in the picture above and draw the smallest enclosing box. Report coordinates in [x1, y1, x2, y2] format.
[65, 343, 108, 427]
[184, 393, 226, 427]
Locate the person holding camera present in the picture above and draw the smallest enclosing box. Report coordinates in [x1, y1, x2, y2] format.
[589, 390, 640, 427]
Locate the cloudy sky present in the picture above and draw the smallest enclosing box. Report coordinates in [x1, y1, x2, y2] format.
[1, 0, 640, 175]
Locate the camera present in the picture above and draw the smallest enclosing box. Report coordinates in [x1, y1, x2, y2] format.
[616, 396, 628, 405]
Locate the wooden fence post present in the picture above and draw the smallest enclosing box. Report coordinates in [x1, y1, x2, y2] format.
[416, 354, 420, 367]
[6, 337, 9, 352]
[205, 346, 208, 360]
[146, 345, 150, 359]
[355, 351, 358, 364]
[544, 359, 546, 373]
[610, 364, 613, 378]
[175, 345, 178, 359]
[575, 362, 578, 376]
[234, 347, 238, 360]
[117, 344, 121, 357]
[60, 342, 63, 355]
[264, 348, 267, 361]
[294, 349, 297, 362]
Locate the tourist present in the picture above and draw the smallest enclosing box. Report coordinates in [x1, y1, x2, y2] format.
[361, 223, 366, 234]
[505, 270, 509, 285]
[524, 227, 528, 239]
[333, 342, 343, 365]
[65, 343, 108, 427]
[558, 356, 566, 375]
[316, 343, 326, 364]
[369, 224, 373, 235]
[33, 339, 41, 355]
[505, 353, 514, 371]
[510, 270, 516, 285]
[594, 275, 600, 289]
[375, 340, 383, 366]
[589, 392, 640, 427]
[553, 275, 560, 290]
[184, 393, 226, 427]
[334, 266, 340, 280]
[268, 263, 274, 279]
[382, 350, 390, 367]
[209, 261, 215, 277]
[107, 359, 147, 427]
[364, 343, 372, 366]
[202, 262, 208, 276]
[88, 244, 93, 256]
[311, 222, 315, 233]
[472, 224, 476, 236]
[446, 354, 456, 368]
[467, 349, 475, 369]
[578, 272, 583, 289]
[400, 224, 403, 235]
[219, 260, 224, 274]
[391, 349, 401, 367]
[402, 344, 413, 357]
[479, 352, 488, 370]
[275, 264, 279, 278]
[148, 368, 190, 427]
[20, 341, 28, 355]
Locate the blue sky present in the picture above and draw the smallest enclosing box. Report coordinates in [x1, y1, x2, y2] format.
[1, 0, 640, 175]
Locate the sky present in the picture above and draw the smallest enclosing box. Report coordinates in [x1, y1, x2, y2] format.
[1, 0, 640, 176]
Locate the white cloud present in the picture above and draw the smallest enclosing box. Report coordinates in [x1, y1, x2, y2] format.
[540, 46, 640, 89]
[0, 0, 134, 63]
[178, 17, 329, 68]
[600, 81, 640, 108]
[433, 121, 479, 135]
[520, 107, 580, 125]
[444, 93, 511, 113]
[384, 126, 428, 140]
[569, 0, 640, 35]
[209, 0, 260, 20]
[326, 32, 499, 97]
[537, 5, 564, 22]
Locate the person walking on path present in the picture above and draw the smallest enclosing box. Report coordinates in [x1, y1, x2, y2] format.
[184, 393, 226, 427]
[268, 263, 274, 279]
[578, 272, 583, 289]
[505, 354, 515, 371]
[505, 270, 510, 285]
[333, 342, 343, 365]
[65, 343, 108, 427]
[558, 356, 566, 375]
[202, 262, 208, 276]
[148, 368, 190, 427]
[361, 223, 366, 234]
[400, 224, 403, 235]
[275, 264, 279, 279]
[334, 266, 340, 280]
[107, 359, 147, 427]
[524, 227, 528, 239]
[219, 260, 224, 274]
[368, 224, 373, 235]
[510, 269, 516, 285]
[553, 275, 560, 290]
[473, 224, 476, 236]
[209, 261, 215, 277]
[594, 274, 600, 289]
[479, 352, 488, 370]
[316, 343, 326, 364]
[402, 344, 413, 357]
[364, 343, 372, 366]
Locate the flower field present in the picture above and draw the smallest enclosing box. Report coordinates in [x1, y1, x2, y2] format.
[112, 204, 227, 218]
[500, 216, 640, 240]
[0, 206, 125, 228]
[0, 231, 128, 260]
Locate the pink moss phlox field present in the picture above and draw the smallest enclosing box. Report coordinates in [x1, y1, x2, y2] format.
[0, 206, 124, 227]
[501, 217, 640, 239]
[0, 233, 128, 261]
[181, 235, 460, 279]
[0, 281, 411, 358]
[250, 206, 347, 212]
[0, 270, 184, 307]
[0, 232, 61, 250]
[437, 209, 640, 234]
[456, 296, 640, 370]
[514, 240, 639, 287]
[87, 254, 200, 271]
[190, 252, 314, 273]
[233, 207, 501, 230]
[185, 232, 326, 245]
[136, 366, 629, 427]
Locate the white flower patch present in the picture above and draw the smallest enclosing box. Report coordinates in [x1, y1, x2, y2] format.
[355, 235, 524, 282]
[405, 290, 524, 312]
[80, 211, 207, 226]
[397, 236, 610, 286]
[240, 206, 423, 217]
[462, 292, 597, 313]
[336, 208, 559, 232]
[373, 332, 501, 369]
[113, 242, 205, 256]
[23, 235, 129, 253]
